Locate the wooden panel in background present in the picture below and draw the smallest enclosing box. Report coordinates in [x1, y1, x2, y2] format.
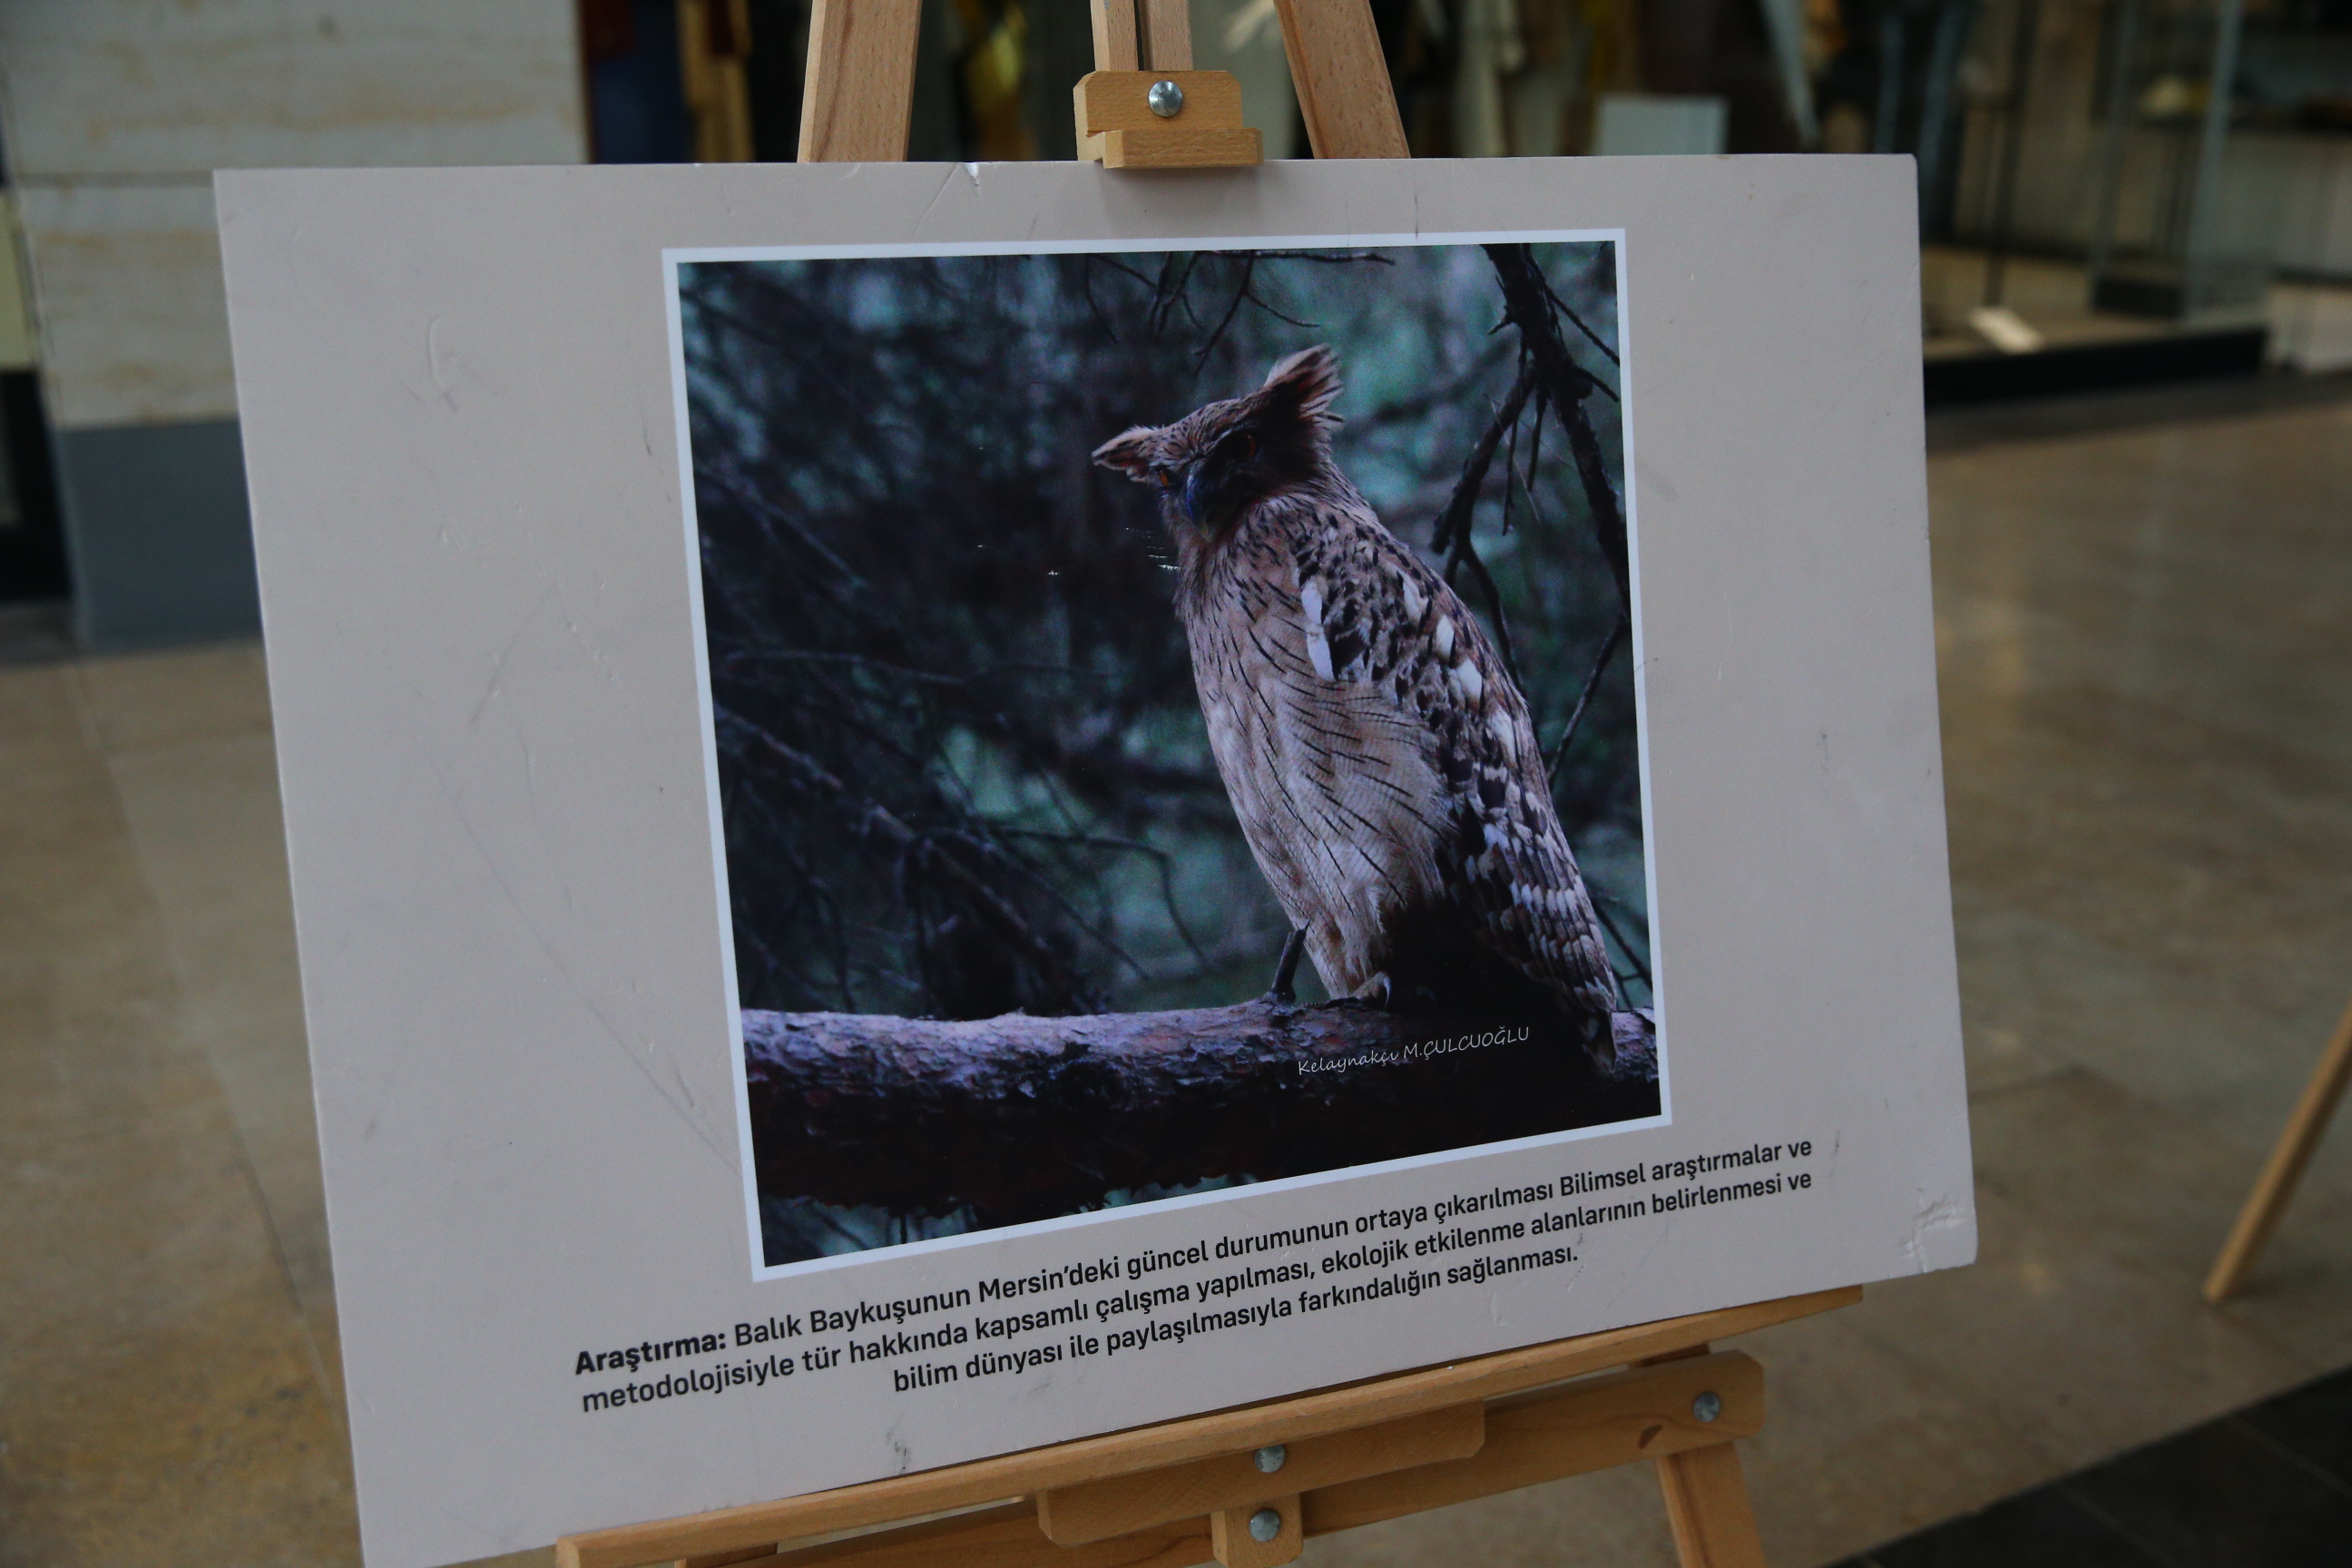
[680, 0, 756, 162]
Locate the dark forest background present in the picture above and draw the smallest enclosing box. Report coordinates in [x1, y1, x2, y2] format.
[678, 242, 1646, 1259]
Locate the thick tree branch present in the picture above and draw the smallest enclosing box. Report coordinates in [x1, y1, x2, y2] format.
[743, 1002, 1659, 1220]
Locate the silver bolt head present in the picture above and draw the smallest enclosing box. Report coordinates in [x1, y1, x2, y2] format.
[1248, 1507, 1283, 1543]
[1692, 1390, 1723, 1424]
[1254, 1443, 1288, 1474]
[1148, 79, 1185, 118]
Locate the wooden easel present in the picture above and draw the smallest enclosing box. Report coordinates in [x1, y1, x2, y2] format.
[558, 1285, 1861, 1568]
[2205, 990, 2352, 1303]
[561, 7, 1858, 1564]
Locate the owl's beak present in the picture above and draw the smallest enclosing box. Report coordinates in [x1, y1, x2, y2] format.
[1180, 464, 1210, 525]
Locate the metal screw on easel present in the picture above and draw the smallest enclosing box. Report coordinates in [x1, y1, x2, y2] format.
[1692, 1391, 1723, 1423]
[1254, 1443, 1287, 1473]
[1148, 79, 1185, 117]
[1248, 1507, 1283, 1543]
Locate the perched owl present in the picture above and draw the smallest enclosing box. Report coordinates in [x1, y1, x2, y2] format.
[1095, 346, 1624, 1062]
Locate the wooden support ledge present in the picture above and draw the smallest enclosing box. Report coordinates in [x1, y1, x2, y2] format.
[557, 1286, 1856, 1568]
[644, 1349, 1767, 1568]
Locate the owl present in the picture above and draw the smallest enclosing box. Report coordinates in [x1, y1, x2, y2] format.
[1095, 346, 1624, 1062]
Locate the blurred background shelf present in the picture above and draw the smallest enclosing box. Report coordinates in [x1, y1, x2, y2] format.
[1920, 241, 2352, 400]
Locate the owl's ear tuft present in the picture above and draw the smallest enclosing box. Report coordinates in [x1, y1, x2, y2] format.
[1258, 345, 1344, 432]
[1093, 426, 1162, 481]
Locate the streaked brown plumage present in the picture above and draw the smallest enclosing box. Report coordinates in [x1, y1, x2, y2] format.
[1095, 346, 1622, 1059]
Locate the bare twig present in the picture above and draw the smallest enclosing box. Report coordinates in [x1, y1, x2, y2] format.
[1350, 343, 1514, 429]
[1589, 894, 1653, 988]
[995, 827, 1215, 969]
[1451, 538, 1521, 683]
[724, 717, 1090, 994]
[1082, 256, 1121, 343]
[1519, 381, 1548, 521]
[1196, 253, 1259, 371]
[1500, 395, 1521, 536]
[1428, 368, 1535, 681]
[1546, 613, 1628, 781]
[1543, 275, 1622, 368]
[1485, 245, 1631, 612]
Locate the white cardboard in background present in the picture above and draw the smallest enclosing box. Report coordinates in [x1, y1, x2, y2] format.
[217, 156, 1972, 1568]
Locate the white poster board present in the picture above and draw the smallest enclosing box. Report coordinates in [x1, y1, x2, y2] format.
[218, 156, 1972, 1568]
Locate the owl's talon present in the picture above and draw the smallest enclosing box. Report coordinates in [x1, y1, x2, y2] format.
[1261, 926, 1306, 1006]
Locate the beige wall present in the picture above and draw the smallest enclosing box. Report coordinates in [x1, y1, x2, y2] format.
[0, 0, 589, 430]
[12, 182, 239, 426]
[0, 196, 35, 370]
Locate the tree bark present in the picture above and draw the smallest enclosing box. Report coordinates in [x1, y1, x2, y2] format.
[744, 1003, 1659, 1221]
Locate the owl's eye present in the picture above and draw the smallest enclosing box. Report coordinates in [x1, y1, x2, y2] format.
[1154, 468, 1177, 488]
[1233, 432, 1260, 460]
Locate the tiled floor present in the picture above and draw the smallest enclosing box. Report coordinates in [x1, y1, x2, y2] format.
[5, 386, 2350, 1567]
[1838, 1365, 2352, 1567]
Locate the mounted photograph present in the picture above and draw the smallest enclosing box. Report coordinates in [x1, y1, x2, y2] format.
[670, 235, 1666, 1270]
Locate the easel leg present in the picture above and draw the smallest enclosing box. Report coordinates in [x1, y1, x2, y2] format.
[1654, 1442, 1769, 1568]
[2206, 992, 2352, 1303]
[797, 0, 924, 162]
[1269, 0, 1409, 158]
